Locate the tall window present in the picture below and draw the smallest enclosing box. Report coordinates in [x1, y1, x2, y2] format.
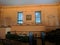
[17, 12, 23, 24]
[35, 11, 41, 24]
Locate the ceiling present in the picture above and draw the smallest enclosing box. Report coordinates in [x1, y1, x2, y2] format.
[0, 0, 60, 6]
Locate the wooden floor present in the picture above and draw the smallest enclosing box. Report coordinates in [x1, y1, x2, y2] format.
[0, 39, 55, 45]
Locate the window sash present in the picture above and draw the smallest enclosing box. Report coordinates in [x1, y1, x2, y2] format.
[35, 11, 41, 24]
[17, 12, 23, 24]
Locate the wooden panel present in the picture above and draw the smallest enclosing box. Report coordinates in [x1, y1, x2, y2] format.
[11, 25, 45, 31]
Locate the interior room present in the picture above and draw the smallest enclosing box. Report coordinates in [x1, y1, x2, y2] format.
[0, 0, 60, 45]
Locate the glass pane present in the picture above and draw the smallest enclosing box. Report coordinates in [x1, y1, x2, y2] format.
[36, 18, 40, 23]
[35, 11, 41, 24]
[36, 13, 40, 17]
[18, 21, 23, 24]
[18, 12, 23, 24]
[36, 12, 40, 17]
[18, 13, 23, 20]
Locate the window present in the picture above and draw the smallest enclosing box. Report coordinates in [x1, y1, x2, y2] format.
[17, 12, 23, 24]
[35, 11, 41, 24]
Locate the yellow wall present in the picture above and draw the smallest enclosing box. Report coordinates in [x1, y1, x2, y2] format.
[0, 4, 60, 38]
[0, 4, 59, 31]
[0, 5, 59, 26]
[58, 4, 60, 26]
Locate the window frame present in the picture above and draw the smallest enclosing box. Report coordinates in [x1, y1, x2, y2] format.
[17, 12, 23, 25]
[35, 11, 41, 24]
